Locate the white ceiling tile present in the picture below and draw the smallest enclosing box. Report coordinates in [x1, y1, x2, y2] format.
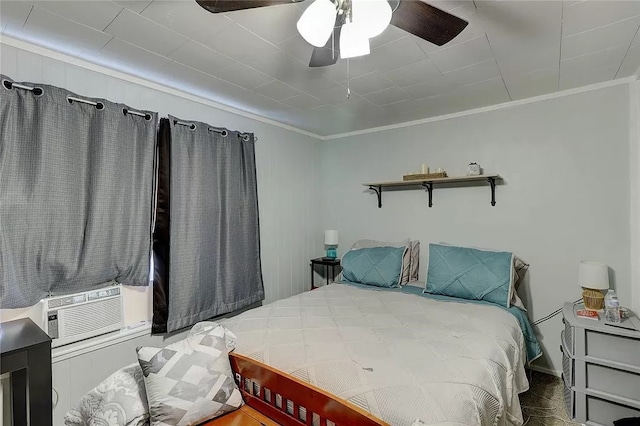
[369, 27, 408, 49]
[364, 86, 410, 106]
[430, 1, 475, 12]
[167, 40, 236, 75]
[384, 59, 442, 87]
[348, 71, 395, 95]
[277, 34, 314, 64]
[0, 1, 32, 33]
[158, 60, 232, 99]
[405, 79, 448, 99]
[226, 4, 302, 45]
[209, 62, 274, 90]
[380, 98, 421, 117]
[503, 66, 559, 100]
[111, 0, 152, 14]
[20, 7, 112, 56]
[333, 98, 380, 115]
[366, 36, 427, 73]
[617, 44, 640, 77]
[560, 65, 618, 90]
[563, 0, 640, 37]
[441, 59, 501, 86]
[496, 46, 560, 77]
[310, 84, 359, 105]
[560, 45, 628, 76]
[80, 37, 170, 77]
[280, 93, 324, 109]
[141, 0, 235, 43]
[315, 56, 374, 83]
[250, 51, 306, 81]
[32, 1, 123, 31]
[562, 16, 640, 60]
[479, 1, 562, 55]
[202, 22, 279, 65]
[252, 80, 302, 101]
[413, 77, 510, 117]
[251, 52, 337, 92]
[104, 9, 187, 56]
[428, 36, 493, 73]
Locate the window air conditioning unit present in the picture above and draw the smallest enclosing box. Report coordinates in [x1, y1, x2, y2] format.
[42, 285, 124, 348]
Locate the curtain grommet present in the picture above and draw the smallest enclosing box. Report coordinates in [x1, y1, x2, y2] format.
[189, 123, 196, 131]
[32, 87, 44, 97]
[95, 102, 104, 110]
[144, 114, 152, 121]
[67, 96, 74, 104]
[2, 79, 13, 90]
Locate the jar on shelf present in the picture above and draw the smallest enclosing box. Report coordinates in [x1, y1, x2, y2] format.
[467, 162, 481, 176]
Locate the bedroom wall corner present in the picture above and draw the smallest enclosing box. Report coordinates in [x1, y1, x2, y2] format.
[630, 79, 640, 314]
[320, 84, 632, 375]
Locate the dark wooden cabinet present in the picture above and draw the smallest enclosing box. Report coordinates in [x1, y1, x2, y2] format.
[1, 318, 52, 425]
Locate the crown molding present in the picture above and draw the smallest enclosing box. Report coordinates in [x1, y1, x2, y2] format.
[322, 76, 636, 140]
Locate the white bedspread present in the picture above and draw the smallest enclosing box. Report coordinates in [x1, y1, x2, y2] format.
[220, 283, 529, 426]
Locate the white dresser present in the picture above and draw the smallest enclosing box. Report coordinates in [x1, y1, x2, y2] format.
[561, 303, 640, 425]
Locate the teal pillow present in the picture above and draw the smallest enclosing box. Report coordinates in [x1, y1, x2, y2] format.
[342, 246, 405, 288]
[424, 243, 513, 307]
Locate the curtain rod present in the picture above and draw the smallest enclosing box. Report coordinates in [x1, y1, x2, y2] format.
[173, 120, 255, 141]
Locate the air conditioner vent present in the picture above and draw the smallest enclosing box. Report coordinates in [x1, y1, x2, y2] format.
[43, 285, 124, 348]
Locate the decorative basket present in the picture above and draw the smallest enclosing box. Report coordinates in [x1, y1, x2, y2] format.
[403, 172, 447, 181]
[582, 288, 605, 311]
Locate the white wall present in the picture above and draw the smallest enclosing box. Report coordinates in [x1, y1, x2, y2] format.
[321, 84, 632, 374]
[0, 41, 325, 326]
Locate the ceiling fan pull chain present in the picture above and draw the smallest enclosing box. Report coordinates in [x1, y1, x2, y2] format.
[346, 58, 351, 99]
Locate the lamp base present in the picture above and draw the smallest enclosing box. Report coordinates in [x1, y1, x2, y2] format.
[325, 246, 337, 259]
[582, 288, 605, 311]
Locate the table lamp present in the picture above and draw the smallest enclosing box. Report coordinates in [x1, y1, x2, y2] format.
[579, 261, 609, 311]
[324, 230, 339, 259]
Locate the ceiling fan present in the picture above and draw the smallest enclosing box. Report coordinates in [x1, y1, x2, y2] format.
[196, 0, 468, 68]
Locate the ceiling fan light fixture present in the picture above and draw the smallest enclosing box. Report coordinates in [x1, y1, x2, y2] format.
[339, 22, 370, 59]
[351, 0, 392, 38]
[297, 0, 337, 47]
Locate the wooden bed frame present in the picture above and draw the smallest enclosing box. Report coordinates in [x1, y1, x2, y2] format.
[205, 352, 389, 426]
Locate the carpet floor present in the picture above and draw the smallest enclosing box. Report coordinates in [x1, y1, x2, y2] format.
[519, 370, 581, 426]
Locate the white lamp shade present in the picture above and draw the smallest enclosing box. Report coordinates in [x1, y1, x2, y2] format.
[339, 22, 370, 59]
[324, 230, 339, 245]
[297, 0, 337, 47]
[351, 0, 392, 38]
[578, 261, 609, 290]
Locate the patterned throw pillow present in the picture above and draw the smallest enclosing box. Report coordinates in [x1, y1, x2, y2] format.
[137, 327, 243, 426]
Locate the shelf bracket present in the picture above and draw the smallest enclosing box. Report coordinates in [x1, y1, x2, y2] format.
[421, 182, 433, 208]
[368, 185, 382, 208]
[487, 177, 496, 206]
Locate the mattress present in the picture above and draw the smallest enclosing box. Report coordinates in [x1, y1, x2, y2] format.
[220, 283, 529, 426]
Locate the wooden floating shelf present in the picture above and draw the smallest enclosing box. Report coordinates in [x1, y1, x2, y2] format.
[362, 174, 503, 208]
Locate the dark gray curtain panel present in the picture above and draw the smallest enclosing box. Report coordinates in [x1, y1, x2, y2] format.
[164, 115, 264, 333]
[0, 75, 157, 308]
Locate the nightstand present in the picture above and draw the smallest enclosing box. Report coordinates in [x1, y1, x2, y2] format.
[561, 302, 640, 425]
[310, 257, 340, 290]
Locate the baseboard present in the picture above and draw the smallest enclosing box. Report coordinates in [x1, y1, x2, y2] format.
[528, 364, 561, 377]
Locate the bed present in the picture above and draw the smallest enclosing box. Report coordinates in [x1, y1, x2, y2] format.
[219, 281, 533, 426]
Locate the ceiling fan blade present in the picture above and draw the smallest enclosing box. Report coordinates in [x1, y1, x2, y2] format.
[390, 0, 468, 46]
[196, 0, 305, 14]
[308, 13, 345, 67]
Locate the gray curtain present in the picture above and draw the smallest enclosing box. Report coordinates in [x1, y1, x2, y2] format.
[166, 115, 264, 332]
[0, 75, 157, 308]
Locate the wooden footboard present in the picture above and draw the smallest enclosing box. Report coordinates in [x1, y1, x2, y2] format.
[222, 352, 389, 426]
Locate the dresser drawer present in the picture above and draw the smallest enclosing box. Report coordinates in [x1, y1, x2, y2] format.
[585, 329, 640, 368]
[586, 363, 640, 404]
